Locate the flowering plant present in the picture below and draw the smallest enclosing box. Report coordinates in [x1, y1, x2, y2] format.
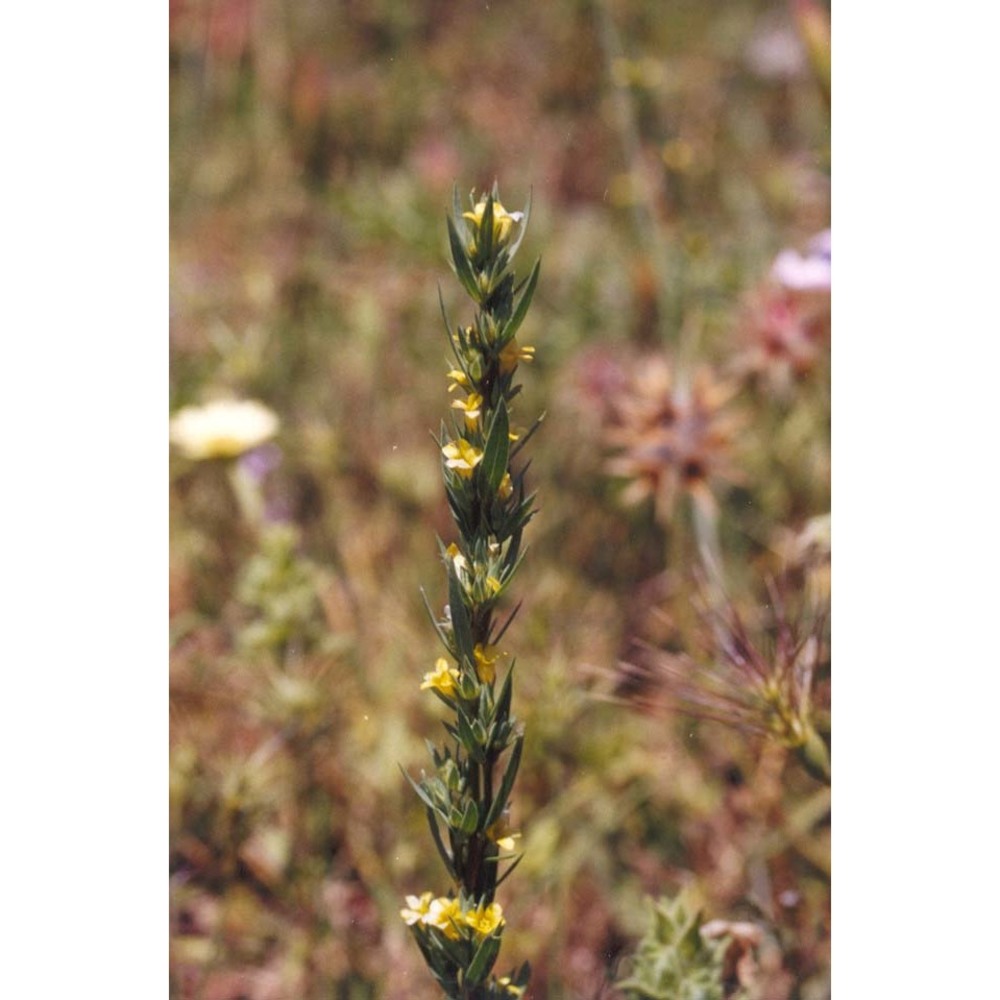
[401, 186, 540, 999]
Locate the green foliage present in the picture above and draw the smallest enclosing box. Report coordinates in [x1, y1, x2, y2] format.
[617, 894, 733, 1000]
[402, 188, 541, 998]
[235, 523, 326, 659]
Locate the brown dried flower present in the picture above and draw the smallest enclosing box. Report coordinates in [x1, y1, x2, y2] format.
[605, 358, 742, 522]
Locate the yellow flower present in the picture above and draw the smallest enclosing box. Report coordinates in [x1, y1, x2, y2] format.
[473, 643, 504, 684]
[400, 892, 434, 926]
[420, 658, 459, 697]
[451, 391, 484, 431]
[445, 542, 468, 575]
[442, 438, 484, 478]
[498, 977, 525, 997]
[463, 197, 524, 250]
[486, 815, 521, 853]
[498, 338, 535, 375]
[498, 472, 513, 501]
[426, 896, 464, 941]
[447, 368, 470, 392]
[169, 398, 279, 460]
[465, 901, 504, 939]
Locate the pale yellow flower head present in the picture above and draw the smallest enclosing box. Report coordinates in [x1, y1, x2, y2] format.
[465, 901, 504, 939]
[463, 197, 524, 250]
[400, 892, 434, 926]
[170, 398, 279, 460]
[498, 977, 525, 997]
[473, 643, 505, 684]
[445, 542, 468, 575]
[451, 391, 484, 431]
[420, 658, 460, 697]
[442, 438, 484, 478]
[498, 472, 513, 501]
[486, 814, 521, 853]
[426, 896, 464, 941]
[498, 338, 535, 376]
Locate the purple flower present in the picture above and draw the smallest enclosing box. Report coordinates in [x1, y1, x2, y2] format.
[771, 229, 831, 292]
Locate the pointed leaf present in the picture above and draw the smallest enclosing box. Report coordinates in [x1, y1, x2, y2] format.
[497, 258, 540, 347]
[400, 766, 438, 813]
[447, 214, 479, 300]
[481, 398, 510, 494]
[426, 807, 457, 879]
[493, 661, 515, 727]
[496, 851, 525, 888]
[484, 735, 524, 828]
[420, 587, 455, 655]
[448, 563, 474, 663]
[465, 933, 502, 985]
[506, 188, 533, 263]
[492, 601, 522, 644]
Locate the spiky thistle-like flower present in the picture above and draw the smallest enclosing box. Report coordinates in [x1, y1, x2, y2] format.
[605, 358, 742, 524]
[613, 578, 830, 783]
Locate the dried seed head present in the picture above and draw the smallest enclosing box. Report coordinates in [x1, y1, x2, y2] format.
[605, 358, 742, 523]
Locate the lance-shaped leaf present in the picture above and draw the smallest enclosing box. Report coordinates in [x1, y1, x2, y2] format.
[438, 284, 455, 339]
[495, 852, 525, 888]
[505, 188, 533, 264]
[426, 807, 458, 880]
[492, 601, 522, 645]
[484, 735, 524, 829]
[465, 932, 502, 985]
[492, 661, 515, 728]
[479, 194, 496, 262]
[456, 708, 486, 764]
[481, 397, 510, 495]
[420, 588, 455, 656]
[400, 766, 450, 826]
[447, 214, 480, 301]
[496, 258, 540, 348]
[448, 562, 475, 664]
[454, 798, 479, 836]
[509, 411, 545, 460]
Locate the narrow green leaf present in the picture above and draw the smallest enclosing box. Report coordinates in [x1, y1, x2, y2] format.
[509, 410, 545, 462]
[459, 798, 479, 835]
[438, 284, 454, 338]
[456, 710, 484, 763]
[400, 766, 437, 813]
[448, 564, 474, 663]
[506, 188, 533, 263]
[497, 257, 540, 348]
[465, 933, 502, 984]
[484, 736, 524, 828]
[495, 851, 525, 888]
[420, 587, 455, 656]
[480, 194, 495, 261]
[426, 807, 457, 880]
[452, 184, 466, 235]
[492, 602, 522, 644]
[481, 398, 510, 494]
[493, 661, 515, 727]
[447, 214, 479, 300]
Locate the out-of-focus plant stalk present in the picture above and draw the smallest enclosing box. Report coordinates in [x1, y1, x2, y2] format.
[790, 0, 831, 105]
[595, 0, 682, 345]
[401, 187, 540, 999]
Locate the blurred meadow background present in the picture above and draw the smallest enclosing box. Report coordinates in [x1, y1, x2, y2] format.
[169, 0, 831, 997]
